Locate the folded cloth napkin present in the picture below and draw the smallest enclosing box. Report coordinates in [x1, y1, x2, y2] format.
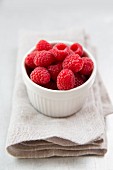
[6, 29, 113, 158]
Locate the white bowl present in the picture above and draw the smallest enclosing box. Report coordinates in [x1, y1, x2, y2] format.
[22, 41, 96, 118]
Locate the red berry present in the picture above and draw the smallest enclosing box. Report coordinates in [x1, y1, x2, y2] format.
[62, 54, 84, 73]
[81, 51, 89, 58]
[30, 67, 50, 85]
[55, 43, 67, 49]
[69, 49, 75, 55]
[80, 57, 94, 75]
[25, 51, 37, 69]
[48, 63, 62, 81]
[43, 81, 58, 90]
[57, 69, 75, 90]
[36, 40, 52, 51]
[34, 51, 54, 67]
[70, 43, 83, 56]
[52, 43, 69, 61]
[74, 73, 85, 88]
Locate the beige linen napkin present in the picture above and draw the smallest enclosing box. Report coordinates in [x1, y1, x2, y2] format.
[6, 29, 113, 158]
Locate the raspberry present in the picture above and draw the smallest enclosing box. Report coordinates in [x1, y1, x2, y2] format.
[34, 51, 54, 67]
[43, 81, 58, 90]
[80, 57, 94, 75]
[70, 43, 83, 56]
[36, 40, 52, 51]
[57, 69, 75, 90]
[74, 73, 85, 87]
[69, 49, 75, 55]
[48, 63, 62, 81]
[62, 54, 84, 73]
[30, 67, 50, 85]
[81, 51, 89, 58]
[25, 51, 37, 69]
[52, 43, 69, 61]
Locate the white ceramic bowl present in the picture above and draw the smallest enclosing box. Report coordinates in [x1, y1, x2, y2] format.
[22, 41, 96, 118]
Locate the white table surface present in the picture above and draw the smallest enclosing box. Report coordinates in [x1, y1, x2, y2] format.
[0, 0, 113, 169]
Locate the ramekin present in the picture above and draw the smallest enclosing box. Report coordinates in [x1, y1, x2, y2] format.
[22, 41, 96, 118]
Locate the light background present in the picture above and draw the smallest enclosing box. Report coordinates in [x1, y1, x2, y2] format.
[0, 0, 113, 169]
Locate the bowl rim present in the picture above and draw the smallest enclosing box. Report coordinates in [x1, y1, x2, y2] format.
[22, 40, 97, 94]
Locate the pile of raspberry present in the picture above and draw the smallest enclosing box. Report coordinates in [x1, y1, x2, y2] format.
[25, 40, 94, 90]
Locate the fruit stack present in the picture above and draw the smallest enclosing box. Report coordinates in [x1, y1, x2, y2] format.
[25, 40, 94, 90]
